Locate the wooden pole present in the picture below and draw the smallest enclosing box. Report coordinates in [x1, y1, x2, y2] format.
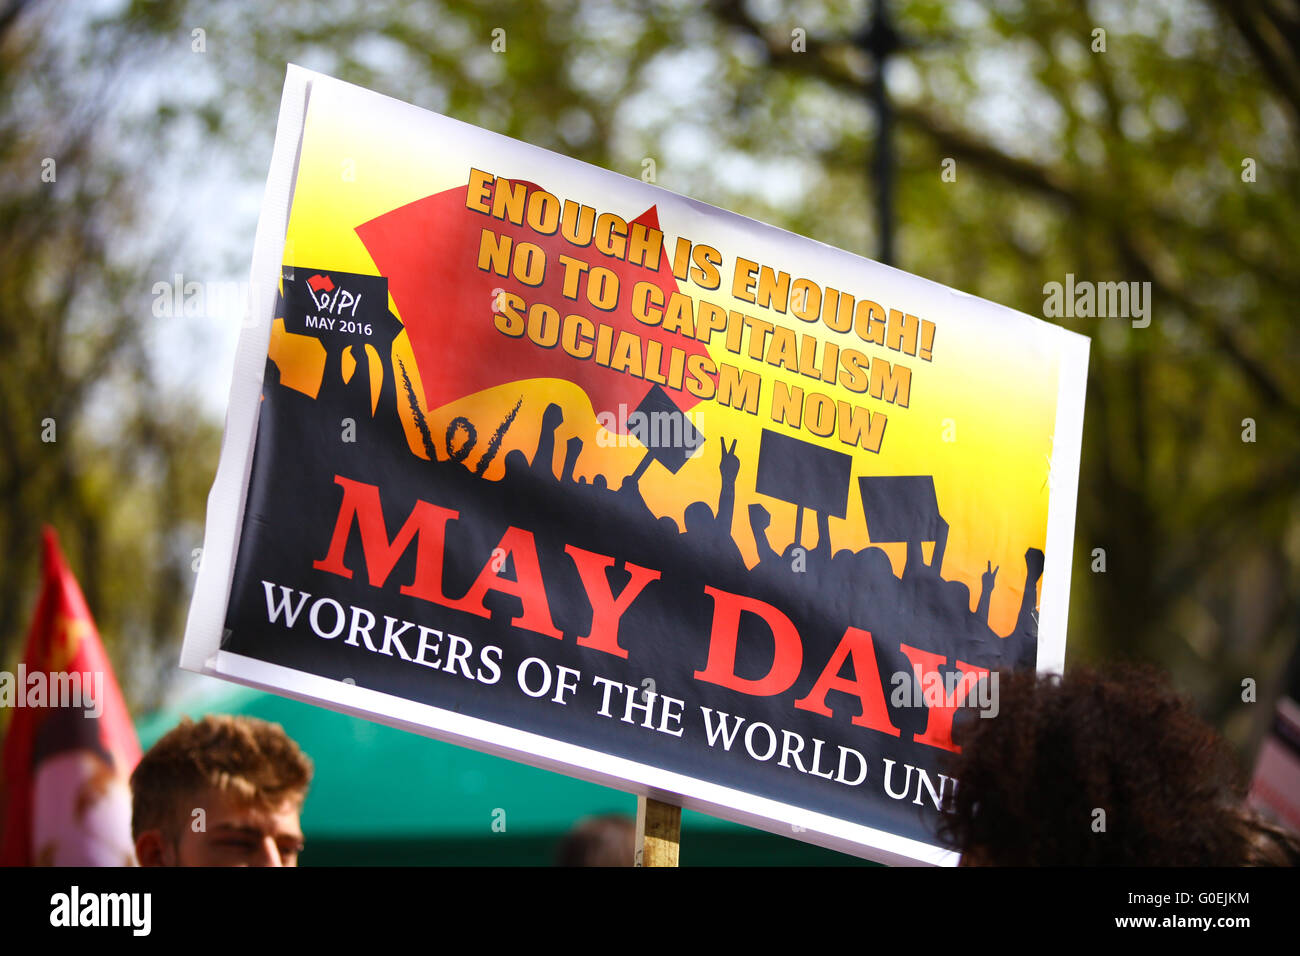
[635, 796, 681, 867]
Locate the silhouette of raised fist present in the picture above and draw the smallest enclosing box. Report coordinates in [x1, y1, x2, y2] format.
[541, 402, 564, 431]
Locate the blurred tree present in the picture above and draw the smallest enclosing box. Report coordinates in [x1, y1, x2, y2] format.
[4, 0, 1297, 768]
[0, 0, 220, 712]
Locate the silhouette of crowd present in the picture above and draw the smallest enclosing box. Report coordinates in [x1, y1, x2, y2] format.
[399, 386, 1042, 686]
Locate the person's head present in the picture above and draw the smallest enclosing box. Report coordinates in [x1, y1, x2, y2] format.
[683, 501, 714, 534]
[131, 714, 312, 867]
[556, 814, 635, 866]
[940, 664, 1270, 866]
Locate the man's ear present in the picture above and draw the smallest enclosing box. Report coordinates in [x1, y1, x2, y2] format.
[134, 829, 173, 867]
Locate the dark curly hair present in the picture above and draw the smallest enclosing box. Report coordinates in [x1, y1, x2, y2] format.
[938, 664, 1284, 865]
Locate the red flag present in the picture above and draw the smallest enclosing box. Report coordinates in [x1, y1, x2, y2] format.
[0, 527, 141, 865]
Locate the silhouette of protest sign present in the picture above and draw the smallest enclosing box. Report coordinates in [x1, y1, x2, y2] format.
[859, 475, 949, 572]
[625, 385, 704, 484]
[280, 268, 397, 344]
[754, 428, 853, 548]
[278, 267, 403, 417]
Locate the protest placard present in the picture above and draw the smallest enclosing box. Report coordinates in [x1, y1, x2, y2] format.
[183, 65, 1089, 865]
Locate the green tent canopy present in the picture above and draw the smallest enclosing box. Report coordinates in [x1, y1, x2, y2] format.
[136, 679, 870, 865]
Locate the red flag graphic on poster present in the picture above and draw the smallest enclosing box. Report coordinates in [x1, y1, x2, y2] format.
[0, 527, 141, 865]
[354, 186, 713, 422]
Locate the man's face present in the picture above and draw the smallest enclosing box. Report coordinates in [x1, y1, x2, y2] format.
[141, 786, 304, 866]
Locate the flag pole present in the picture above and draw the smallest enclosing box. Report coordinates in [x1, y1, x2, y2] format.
[635, 796, 681, 867]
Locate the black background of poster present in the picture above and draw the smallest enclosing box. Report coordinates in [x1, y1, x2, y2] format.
[222, 268, 1043, 853]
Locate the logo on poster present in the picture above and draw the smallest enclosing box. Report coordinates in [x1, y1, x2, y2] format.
[305, 273, 365, 317]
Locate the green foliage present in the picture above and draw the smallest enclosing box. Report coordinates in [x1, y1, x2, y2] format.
[0, 1, 221, 712]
